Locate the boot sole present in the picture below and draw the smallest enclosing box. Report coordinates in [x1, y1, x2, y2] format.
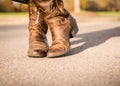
[27, 54, 47, 58]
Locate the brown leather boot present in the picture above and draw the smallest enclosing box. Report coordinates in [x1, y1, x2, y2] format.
[28, 0, 49, 57]
[46, 16, 72, 57]
[34, 0, 78, 57]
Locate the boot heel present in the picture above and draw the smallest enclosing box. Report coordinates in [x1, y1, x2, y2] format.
[70, 17, 79, 38]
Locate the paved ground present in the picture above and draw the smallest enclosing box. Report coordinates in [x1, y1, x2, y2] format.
[0, 16, 120, 86]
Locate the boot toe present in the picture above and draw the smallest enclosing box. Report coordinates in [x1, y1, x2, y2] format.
[47, 48, 69, 58]
[28, 49, 47, 58]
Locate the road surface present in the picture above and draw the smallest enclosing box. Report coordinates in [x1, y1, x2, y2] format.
[0, 17, 120, 86]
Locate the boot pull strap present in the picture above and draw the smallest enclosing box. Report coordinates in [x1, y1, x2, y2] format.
[55, 0, 70, 18]
[55, 0, 64, 14]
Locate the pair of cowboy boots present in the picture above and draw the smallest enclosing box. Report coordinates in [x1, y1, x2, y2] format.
[28, 0, 79, 58]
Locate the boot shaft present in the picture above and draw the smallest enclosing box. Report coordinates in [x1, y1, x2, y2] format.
[33, 0, 69, 18]
[28, 0, 48, 41]
[28, 0, 49, 49]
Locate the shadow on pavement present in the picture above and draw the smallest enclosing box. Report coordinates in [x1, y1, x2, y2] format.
[68, 27, 120, 56]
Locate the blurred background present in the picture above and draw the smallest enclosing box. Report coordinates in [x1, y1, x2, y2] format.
[0, 0, 120, 26]
[0, 0, 120, 12]
[0, 0, 120, 22]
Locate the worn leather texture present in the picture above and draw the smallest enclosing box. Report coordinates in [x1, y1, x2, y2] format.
[28, 0, 48, 57]
[31, 0, 78, 57]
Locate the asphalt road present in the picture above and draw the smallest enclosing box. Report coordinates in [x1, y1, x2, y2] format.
[0, 17, 120, 86]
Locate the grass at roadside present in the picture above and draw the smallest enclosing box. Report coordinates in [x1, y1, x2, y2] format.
[1, 11, 120, 17]
[0, 12, 28, 18]
[96, 11, 120, 16]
